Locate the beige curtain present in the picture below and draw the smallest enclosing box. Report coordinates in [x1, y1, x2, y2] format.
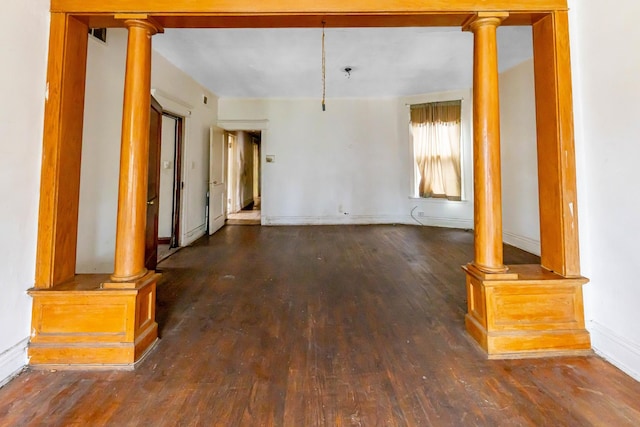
[410, 101, 462, 200]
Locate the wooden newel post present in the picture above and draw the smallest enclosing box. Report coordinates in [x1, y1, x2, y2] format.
[111, 19, 163, 282]
[463, 13, 508, 274]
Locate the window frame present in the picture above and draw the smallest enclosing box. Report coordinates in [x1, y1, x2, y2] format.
[404, 90, 471, 203]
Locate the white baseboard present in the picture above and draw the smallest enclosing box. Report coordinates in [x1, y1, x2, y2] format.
[503, 231, 541, 256]
[263, 215, 472, 229]
[182, 223, 206, 246]
[589, 320, 640, 382]
[412, 216, 473, 229]
[263, 215, 411, 226]
[0, 337, 28, 388]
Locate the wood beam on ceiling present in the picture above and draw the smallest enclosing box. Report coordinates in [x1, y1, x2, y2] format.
[51, 0, 568, 14]
[75, 13, 549, 29]
[65, 0, 560, 28]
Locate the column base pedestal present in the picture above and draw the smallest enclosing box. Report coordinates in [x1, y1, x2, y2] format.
[28, 272, 159, 367]
[463, 264, 591, 359]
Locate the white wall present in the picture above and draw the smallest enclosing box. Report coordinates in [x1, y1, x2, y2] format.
[76, 30, 126, 273]
[499, 59, 541, 255]
[0, 0, 49, 385]
[77, 29, 218, 273]
[569, 0, 640, 381]
[219, 93, 474, 228]
[152, 52, 218, 246]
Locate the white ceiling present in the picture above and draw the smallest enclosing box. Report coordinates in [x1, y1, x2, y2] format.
[152, 26, 533, 99]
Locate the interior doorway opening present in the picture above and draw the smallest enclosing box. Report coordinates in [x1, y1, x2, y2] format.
[33, 3, 585, 366]
[158, 112, 184, 261]
[226, 130, 262, 225]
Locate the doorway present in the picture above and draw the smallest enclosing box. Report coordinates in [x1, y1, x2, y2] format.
[36, 3, 583, 366]
[158, 112, 183, 261]
[226, 130, 261, 225]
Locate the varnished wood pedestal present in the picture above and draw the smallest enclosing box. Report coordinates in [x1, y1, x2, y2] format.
[463, 264, 590, 359]
[28, 272, 159, 367]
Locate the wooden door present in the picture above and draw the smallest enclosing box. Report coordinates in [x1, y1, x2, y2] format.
[170, 116, 183, 247]
[209, 126, 226, 235]
[158, 113, 183, 248]
[145, 96, 162, 270]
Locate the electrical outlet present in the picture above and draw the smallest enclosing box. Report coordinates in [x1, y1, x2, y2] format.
[418, 211, 425, 217]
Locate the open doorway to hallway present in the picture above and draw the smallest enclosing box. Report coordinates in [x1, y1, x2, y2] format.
[226, 130, 261, 225]
[158, 112, 184, 262]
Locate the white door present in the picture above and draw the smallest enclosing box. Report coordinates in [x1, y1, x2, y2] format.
[209, 126, 226, 235]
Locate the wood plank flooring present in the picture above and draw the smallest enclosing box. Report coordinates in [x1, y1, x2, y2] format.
[1, 225, 639, 426]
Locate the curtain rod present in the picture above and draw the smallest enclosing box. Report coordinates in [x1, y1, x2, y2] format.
[405, 98, 464, 106]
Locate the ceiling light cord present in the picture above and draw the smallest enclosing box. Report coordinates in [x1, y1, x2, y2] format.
[321, 21, 326, 112]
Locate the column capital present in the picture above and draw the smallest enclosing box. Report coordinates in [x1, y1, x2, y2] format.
[115, 14, 164, 35]
[462, 12, 508, 32]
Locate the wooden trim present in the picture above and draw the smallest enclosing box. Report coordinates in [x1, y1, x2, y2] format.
[111, 19, 162, 282]
[464, 264, 590, 357]
[51, 0, 568, 14]
[54, 0, 565, 29]
[533, 11, 581, 277]
[35, 13, 88, 288]
[77, 13, 552, 30]
[172, 116, 183, 247]
[28, 273, 159, 365]
[35, 0, 585, 365]
[465, 14, 509, 274]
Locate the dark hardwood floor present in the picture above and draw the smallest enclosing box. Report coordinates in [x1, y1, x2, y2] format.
[1, 225, 639, 426]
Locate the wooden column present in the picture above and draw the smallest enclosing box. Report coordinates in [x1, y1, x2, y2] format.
[110, 18, 163, 283]
[533, 11, 581, 277]
[462, 11, 590, 358]
[29, 16, 162, 366]
[463, 12, 509, 275]
[34, 13, 88, 288]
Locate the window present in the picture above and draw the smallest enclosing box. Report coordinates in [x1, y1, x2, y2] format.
[410, 100, 462, 201]
[88, 28, 107, 43]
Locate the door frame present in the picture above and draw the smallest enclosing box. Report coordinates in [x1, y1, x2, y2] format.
[218, 120, 269, 224]
[35, 0, 585, 357]
[32, 0, 589, 362]
[150, 88, 191, 247]
[158, 111, 183, 248]
[208, 126, 227, 235]
[252, 134, 260, 204]
[226, 131, 237, 214]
